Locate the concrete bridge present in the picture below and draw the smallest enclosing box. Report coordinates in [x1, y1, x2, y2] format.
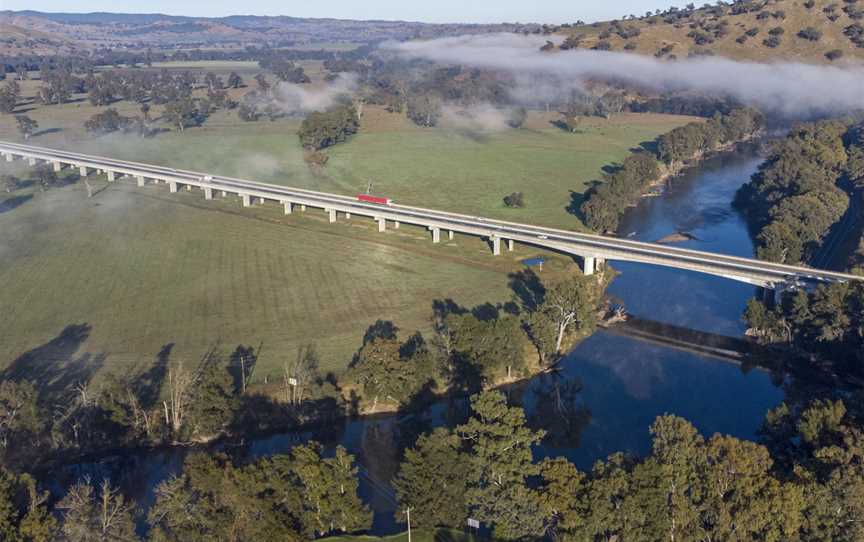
[2, 140, 861, 296]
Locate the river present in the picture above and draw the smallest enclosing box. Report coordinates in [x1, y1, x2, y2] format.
[48, 147, 785, 535]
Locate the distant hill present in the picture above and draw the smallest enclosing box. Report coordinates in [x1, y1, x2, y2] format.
[0, 10, 536, 55]
[0, 21, 79, 55]
[554, 0, 864, 63]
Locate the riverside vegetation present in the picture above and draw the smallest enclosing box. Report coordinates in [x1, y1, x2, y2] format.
[579, 107, 765, 233]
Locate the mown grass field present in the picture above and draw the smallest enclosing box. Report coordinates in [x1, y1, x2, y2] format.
[0, 83, 694, 383]
[2, 93, 693, 229]
[0, 175, 540, 380]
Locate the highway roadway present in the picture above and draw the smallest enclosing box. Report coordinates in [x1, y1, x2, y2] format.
[2, 140, 861, 291]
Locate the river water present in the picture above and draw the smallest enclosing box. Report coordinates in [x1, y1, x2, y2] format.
[49, 147, 785, 535]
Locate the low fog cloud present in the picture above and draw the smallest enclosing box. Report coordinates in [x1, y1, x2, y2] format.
[440, 103, 512, 133]
[273, 73, 358, 115]
[384, 34, 864, 116]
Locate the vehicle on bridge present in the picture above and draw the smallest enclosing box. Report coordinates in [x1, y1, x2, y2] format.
[357, 194, 393, 205]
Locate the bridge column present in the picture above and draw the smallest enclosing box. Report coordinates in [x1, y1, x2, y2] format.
[345, 212, 351, 220]
[301, 204, 307, 212]
[241, 194, 251, 207]
[52, 161, 62, 172]
[186, 185, 192, 192]
[107, 170, 116, 182]
[328, 208, 337, 223]
[4, 153, 12, 162]
[377, 218, 386, 232]
[394, 221, 400, 229]
[257, 197, 265, 205]
[79, 166, 88, 177]
[507, 239, 514, 251]
[282, 201, 292, 215]
[431, 227, 441, 243]
[204, 187, 213, 200]
[27, 157, 36, 166]
[169, 181, 178, 193]
[582, 256, 596, 276]
[137, 176, 145, 187]
[221, 190, 227, 197]
[491, 236, 501, 256]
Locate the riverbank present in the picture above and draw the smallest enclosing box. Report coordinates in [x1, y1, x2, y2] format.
[580, 107, 766, 233]
[23, 269, 617, 475]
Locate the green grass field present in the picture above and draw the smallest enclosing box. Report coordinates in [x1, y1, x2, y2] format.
[2, 100, 692, 230]
[0, 176, 544, 380]
[0, 91, 694, 383]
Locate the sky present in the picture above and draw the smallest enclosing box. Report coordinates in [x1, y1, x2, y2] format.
[2, 0, 693, 24]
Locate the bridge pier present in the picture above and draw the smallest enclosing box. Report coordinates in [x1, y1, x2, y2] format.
[328, 208, 337, 223]
[431, 227, 441, 243]
[169, 181, 178, 193]
[377, 218, 386, 232]
[492, 236, 501, 256]
[52, 161, 62, 172]
[241, 194, 251, 207]
[394, 221, 400, 229]
[582, 256, 595, 276]
[449, 230, 454, 241]
[137, 176, 145, 187]
[186, 185, 192, 192]
[282, 201, 292, 215]
[27, 157, 36, 166]
[79, 166, 88, 177]
[507, 239, 514, 252]
[257, 197, 264, 205]
[4, 153, 12, 162]
[107, 170, 115, 182]
[301, 204, 307, 212]
[204, 187, 213, 200]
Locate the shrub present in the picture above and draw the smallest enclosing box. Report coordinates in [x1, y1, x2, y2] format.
[503, 192, 525, 208]
[797, 27, 823, 41]
[763, 35, 782, 48]
[826, 49, 845, 60]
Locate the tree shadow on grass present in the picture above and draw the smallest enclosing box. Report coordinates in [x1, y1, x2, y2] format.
[133, 343, 173, 410]
[0, 194, 32, 214]
[32, 127, 63, 138]
[1, 323, 104, 398]
[636, 139, 660, 155]
[507, 268, 546, 312]
[566, 187, 594, 221]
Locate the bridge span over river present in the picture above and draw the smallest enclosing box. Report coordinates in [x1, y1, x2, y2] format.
[2, 140, 861, 296]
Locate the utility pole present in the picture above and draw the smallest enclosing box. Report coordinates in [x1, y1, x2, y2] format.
[406, 507, 412, 542]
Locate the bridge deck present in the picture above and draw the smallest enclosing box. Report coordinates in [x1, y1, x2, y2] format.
[2, 140, 861, 289]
